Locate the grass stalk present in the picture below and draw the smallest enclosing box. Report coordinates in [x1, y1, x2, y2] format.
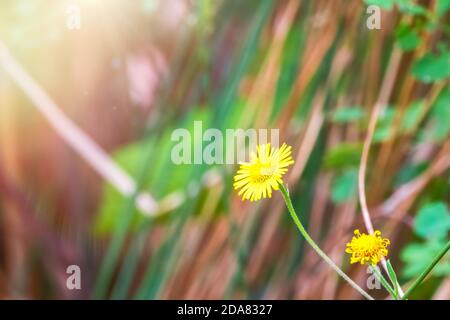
[402, 240, 450, 300]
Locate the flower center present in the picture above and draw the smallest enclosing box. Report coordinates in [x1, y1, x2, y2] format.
[356, 235, 380, 254]
[251, 162, 275, 183]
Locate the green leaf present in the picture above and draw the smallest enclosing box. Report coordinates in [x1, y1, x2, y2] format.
[364, 0, 395, 10]
[396, 0, 428, 15]
[412, 51, 450, 82]
[401, 240, 450, 278]
[373, 107, 395, 142]
[437, 0, 450, 16]
[324, 143, 363, 170]
[365, 0, 428, 14]
[94, 109, 211, 234]
[414, 202, 450, 240]
[428, 88, 450, 142]
[329, 106, 365, 123]
[393, 162, 428, 186]
[401, 100, 424, 133]
[331, 169, 358, 204]
[386, 260, 399, 299]
[395, 24, 421, 52]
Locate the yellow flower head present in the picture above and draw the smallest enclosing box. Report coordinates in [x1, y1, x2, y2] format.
[233, 143, 294, 202]
[345, 229, 390, 266]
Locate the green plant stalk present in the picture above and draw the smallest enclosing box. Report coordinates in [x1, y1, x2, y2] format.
[278, 183, 374, 300]
[370, 265, 397, 299]
[402, 240, 450, 300]
[386, 260, 400, 299]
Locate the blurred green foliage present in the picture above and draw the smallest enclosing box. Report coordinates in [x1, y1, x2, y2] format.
[331, 169, 359, 204]
[401, 202, 450, 278]
[422, 88, 450, 142]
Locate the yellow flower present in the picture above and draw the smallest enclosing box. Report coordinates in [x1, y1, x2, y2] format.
[233, 143, 294, 201]
[345, 229, 390, 266]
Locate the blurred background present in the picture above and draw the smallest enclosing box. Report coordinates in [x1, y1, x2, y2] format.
[0, 0, 449, 299]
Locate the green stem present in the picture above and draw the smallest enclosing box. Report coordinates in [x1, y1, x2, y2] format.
[370, 265, 396, 299]
[402, 240, 450, 300]
[278, 183, 374, 300]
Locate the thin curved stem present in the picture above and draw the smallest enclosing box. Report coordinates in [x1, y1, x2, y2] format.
[357, 48, 405, 298]
[402, 240, 450, 300]
[278, 183, 374, 300]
